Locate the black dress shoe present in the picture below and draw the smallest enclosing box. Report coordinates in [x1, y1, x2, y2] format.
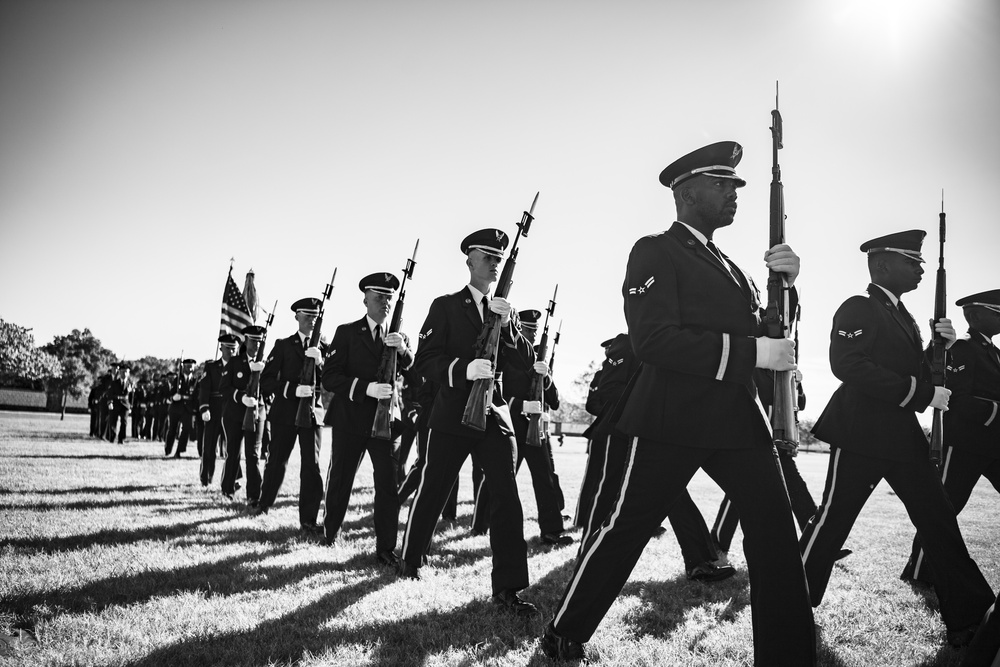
[398, 561, 420, 580]
[652, 525, 668, 537]
[246, 504, 268, 516]
[834, 548, 852, 562]
[541, 532, 574, 546]
[540, 622, 586, 660]
[491, 589, 539, 617]
[376, 551, 399, 567]
[300, 522, 323, 535]
[471, 528, 487, 536]
[687, 561, 737, 582]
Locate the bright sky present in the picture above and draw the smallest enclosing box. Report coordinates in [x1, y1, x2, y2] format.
[2, 0, 998, 422]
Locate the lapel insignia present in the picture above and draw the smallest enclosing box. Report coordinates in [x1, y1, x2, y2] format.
[837, 329, 864, 338]
[628, 276, 655, 295]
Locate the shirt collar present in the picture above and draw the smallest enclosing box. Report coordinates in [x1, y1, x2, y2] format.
[365, 315, 382, 333]
[467, 284, 489, 304]
[677, 221, 709, 247]
[872, 283, 900, 307]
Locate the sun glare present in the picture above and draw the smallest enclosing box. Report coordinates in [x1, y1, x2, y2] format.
[831, 0, 951, 59]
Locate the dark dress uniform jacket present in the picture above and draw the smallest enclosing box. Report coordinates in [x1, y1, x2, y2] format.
[415, 287, 534, 438]
[946, 329, 1000, 459]
[588, 334, 637, 439]
[220, 351, 265, 421]
[812, 284, 935, 461]
[198, 359, 226, 413]
[322, 317, 414, 436]
[261, 334, 322, 426]
[618, 222, 779, 448]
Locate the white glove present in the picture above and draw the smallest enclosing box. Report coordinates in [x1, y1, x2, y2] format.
[755, 337, 797, 371]
[173, 393, 182, 402]
[242, 396, 258, 408]
[384, 332, 405, 350]
[305, 346, 322, 362]
[488, 297, 512, 325]
[249, 361, 265, 372]
[466, 358, 494, 381]
[108, 402, 114, 410]
[931, 318, 957, 349]
[366, 383, 394, 400]
[295, 384, 314, 398]
[930, 386, 951, 411]
[201, 410, 211, 422]
[533, 361, 549, 376]
[522, 400, 543, 415]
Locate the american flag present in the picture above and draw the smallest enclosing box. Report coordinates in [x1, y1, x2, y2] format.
[220, 272, 254, 338]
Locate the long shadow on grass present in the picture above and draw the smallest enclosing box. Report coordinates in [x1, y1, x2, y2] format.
[119, 555, 572, 667]
[16, 453, 168, 461]
[2, 512, 238, 553]
[0, 485, 162, 496]
[2, 540, 382, 624]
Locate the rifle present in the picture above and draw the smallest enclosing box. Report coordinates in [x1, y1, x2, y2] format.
[371, 240, 420, 440]
[525, 285, 557, 446]
[462, 192, 538, 430]
[295, 269, 337, 428]
[929, 193, 947, 464]
[764, 83, 799, 452]
[548, 320, 562, 375]
[242, 300, 277, 432]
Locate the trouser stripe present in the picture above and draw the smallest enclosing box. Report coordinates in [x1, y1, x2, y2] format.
[802, 447, 842, 564]
[555, 436, 639, 628]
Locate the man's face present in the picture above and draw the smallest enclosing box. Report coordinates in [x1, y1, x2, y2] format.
[688, 176, 739, 230]
[467, 249, 501, 285]
[246, 339, 260, 357]
[364, 290, 393, 323]
[182, 363, 194, 375]
[221, 345, 236, 362]
[295, 310, 318, 334]
[969, 306, 1000, 337]
[880, 253, 924, 295]
[521, 325, 537, 345]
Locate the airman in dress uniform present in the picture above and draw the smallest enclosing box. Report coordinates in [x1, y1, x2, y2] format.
[542, 141, 815, 664]
[165, 359, 198, 457]
[398, 228, 539, 616]
[321, 272, 413, 566]
[800, 230, 995, 647]
[199, 334, 238, 486]
[220, 325, 269, 506]
[251, 298, 325, 536]
[900, 289, 1000, 586]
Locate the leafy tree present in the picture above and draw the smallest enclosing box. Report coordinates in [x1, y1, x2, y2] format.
[0, 319, 61, 389]
[41, 329, 117, 417]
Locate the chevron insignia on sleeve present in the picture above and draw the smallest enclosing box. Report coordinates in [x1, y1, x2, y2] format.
[947, 364, 965, 373]
[628, 276, 655, 296]
[609, 358, 623, 366]
[837, 329, 863, 338]
[327, 349, 336, 358]
[419, 329, 433, 339]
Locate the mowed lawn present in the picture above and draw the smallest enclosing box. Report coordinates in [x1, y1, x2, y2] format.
[0, 411, 996, 667]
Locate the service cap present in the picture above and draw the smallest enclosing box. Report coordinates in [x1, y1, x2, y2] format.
[358, 272, 400, 295]
[957, 289, 1000, 313]
[860, 229, 926, 263]
[181, 358, 196, 365]
[218, 333, 240, 346]
[290, 297, 322, 314]
[461, 229, 509, 258]
[659, 141, 747, 189]
[242, 325, 266, 340]
[518, 309, 542, 327]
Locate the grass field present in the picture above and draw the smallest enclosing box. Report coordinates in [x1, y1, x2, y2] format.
[0, 411, 996, 666]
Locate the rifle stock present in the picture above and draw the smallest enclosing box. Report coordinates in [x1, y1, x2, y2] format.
[525, 285, 557, 446]
[242, 301, 276, 432]
[764, 84, 799, 452]
[462, 193, 538, 430]
[929, 195, 947, 464]
[295, 269, 337, 428]
[372, 240, 419, 440]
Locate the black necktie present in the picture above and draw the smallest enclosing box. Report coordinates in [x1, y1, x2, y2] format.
[374, 324, 382, 342]
[707, 240, 740, 285]
[896, 301, 920, 340]
[481, 296, 489, 322]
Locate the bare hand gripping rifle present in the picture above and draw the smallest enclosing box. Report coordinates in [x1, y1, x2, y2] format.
[242, 300, 276, 432]
[764, 84, 799, 452]
[462, 192, 538, 431]
[295, 269, 337, 428]
[929, 194, 947, 464]
[525, 284, 557, 447]
[371, 240, 419, 440]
